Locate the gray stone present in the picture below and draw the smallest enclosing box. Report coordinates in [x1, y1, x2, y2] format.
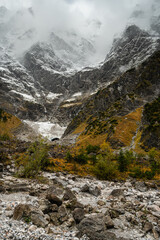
[145, 181, 157, 189]
[50, 212, 59, 226]
[135, 182, 147, 192]
[107, 208, 125, 219]
[28, 225, 37, 232]
[110, 189, 124, 197]
[13, 204, 48, 228]
[104, 215, 114, 229]
[78, 214, 128, 240]
[13, 204, 32, 220]
[6, 183, 29, 193]
[31, 212, 48, 228]
[66, 199, 84, 210]
[63, 188, 76, 201]
[81, 184, 101, 196]
[58, 205, 68, 223]
[144, 222, 153, 233]
[90, 186, 101, 197]
[152, 228, 160, 239]
[73, 208, 85, 224]
[81, 184, 90, 193]
[39, 199, 52, 214]
[46, 193, 62, 206]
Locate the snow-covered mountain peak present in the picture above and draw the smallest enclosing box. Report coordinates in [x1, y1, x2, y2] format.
[129, 0, 160, 35]
[0, 5, 97, 72]
[123, 25, 149, 40]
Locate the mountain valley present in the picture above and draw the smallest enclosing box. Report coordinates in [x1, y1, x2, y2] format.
[0, 2, 160, 240]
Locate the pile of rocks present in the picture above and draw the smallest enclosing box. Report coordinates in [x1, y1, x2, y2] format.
[0, 163, 160, 240]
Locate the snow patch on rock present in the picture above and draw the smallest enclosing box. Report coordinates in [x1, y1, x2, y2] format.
[24, 121, 67, 140]
[46, 92, 63, 101]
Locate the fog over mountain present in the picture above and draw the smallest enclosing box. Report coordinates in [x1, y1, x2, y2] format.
[0, 0, 159, 64]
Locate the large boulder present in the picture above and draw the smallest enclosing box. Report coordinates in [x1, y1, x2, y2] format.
[63, 188, 76, 201]
[90, 186, 101, 197]
[46, 193, 62, 206]
[110, 189, 124, 197]
[39, 199, 53, 214]
[66, 199, 84, 211]
[13, 204, 48, 228]
[13, 204, 31, 220]
[49, 205, 68, 225]
[135, 182, 147, 192]
[81, 184, 90, 193]
[30, 212, 48, 228]
[78, 214, 128, 240]
[81, 184, 101, 197]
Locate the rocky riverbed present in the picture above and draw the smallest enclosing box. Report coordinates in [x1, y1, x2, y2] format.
[0, 162, 160, 240]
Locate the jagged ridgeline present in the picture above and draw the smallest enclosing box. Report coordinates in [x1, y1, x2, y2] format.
[64, 50, 160, 151]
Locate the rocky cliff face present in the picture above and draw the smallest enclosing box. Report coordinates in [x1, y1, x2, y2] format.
[63, 50, 160, 150]
[0, 48, 47, 121]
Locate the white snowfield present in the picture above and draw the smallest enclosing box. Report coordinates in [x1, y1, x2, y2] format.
[24, 120, 66, 140]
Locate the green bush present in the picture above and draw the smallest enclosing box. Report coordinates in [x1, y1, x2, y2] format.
[65, 151, 73, 162]
[129, 167, 155, 180]
[18, 138, 49, 178]
[86, 144, 100, 154]
[148, 148, 160, 174]
[148, 148, 157, 161]
[117, 150, 130, 172]
[0, 133, 10, 141]
[93, 154, 117, 180]
[66, 149, 88, 165]
[129, 166, 144, 178]
[0, 151, 8, 163]
[124, 150, 136, 163]
[144, 170, 155, 180]
[74, 152, 88, 165]
[89, 154, 97, 165]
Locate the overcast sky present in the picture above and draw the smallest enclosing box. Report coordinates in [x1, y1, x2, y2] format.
[0, 0, 158, 62]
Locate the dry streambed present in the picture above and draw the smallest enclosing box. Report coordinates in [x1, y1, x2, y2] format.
[0, 163, 160, 240]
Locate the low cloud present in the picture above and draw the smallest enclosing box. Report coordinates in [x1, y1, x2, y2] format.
[0, 0, 159, 62]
